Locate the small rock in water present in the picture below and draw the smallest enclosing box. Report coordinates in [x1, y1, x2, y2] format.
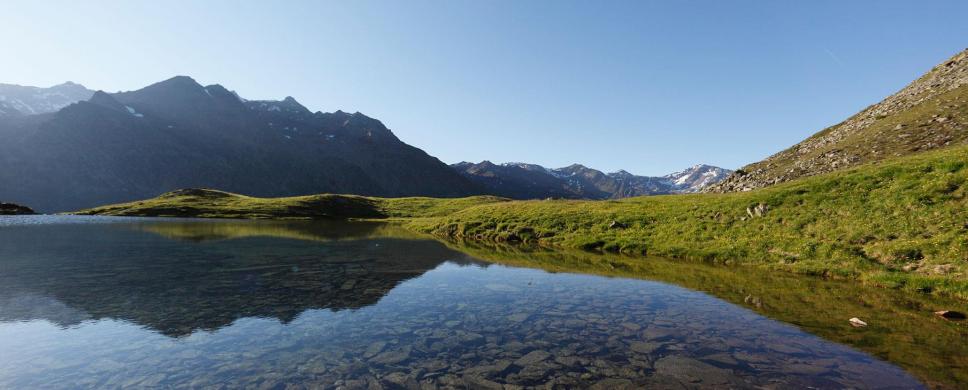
[462, 375, 504, 390]
[628, 341, 660, 355]
[363, 341, 386, 358]
[848, 317, 868, 327]
[934, 310, 966, 320]
[514, 350, 551, 366]
[506, 313, 530, 322]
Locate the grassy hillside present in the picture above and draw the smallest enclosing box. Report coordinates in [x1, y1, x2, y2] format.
[75, 188, 508, 219]
[410, 144, 968, 299]
[710, 49, 968, 192]
[77, 145, 968, 299]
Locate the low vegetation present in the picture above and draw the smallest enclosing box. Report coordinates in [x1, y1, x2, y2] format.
[410, 145, 968, 299]
[77, 145, 968, 299]
[76, 188, 508, 219]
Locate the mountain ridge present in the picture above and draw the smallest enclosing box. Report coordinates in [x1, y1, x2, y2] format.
[452, 160, 730, 199]
[0, 76, 480, 212]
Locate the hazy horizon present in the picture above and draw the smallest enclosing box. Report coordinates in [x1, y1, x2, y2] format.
[3, 0, 966, 175]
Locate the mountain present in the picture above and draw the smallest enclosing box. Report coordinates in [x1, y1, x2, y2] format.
[452, 161, 731, 199]
[708, 48, 968, 192]
[450, 161, 583, 199]
[0, 81, 94, 115]
[0, 76, 480, 212]
[663, 164, 732, 192]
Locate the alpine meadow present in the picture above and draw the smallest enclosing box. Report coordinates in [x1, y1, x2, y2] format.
[3, 2, 968, 389]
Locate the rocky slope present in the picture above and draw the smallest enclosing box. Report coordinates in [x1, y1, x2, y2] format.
[452, 161, 730, 199]
[0, 76, 480, 212]
[0, 82, 94, 115]
[709, 48, 968, 192]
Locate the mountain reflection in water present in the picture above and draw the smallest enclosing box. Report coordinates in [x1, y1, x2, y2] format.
[0, 217, 962, 388]
[0, 220, 469, 337]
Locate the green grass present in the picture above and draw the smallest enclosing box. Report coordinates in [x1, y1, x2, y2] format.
[75, 188, 508, 220]
[409, 145, 968, 299]
[77, 145, 968, 299]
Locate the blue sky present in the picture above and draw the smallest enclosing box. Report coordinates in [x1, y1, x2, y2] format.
[2, 1, 966, 175]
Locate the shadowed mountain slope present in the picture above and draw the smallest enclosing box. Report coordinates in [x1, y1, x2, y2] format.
[0, 76, 480, 212]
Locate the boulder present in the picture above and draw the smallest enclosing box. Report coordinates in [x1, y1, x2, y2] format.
[608, 220, 628, 229]
[745, 203, 768, 218]
[934, 310, 966, 320]
[848, 317, 868, 327]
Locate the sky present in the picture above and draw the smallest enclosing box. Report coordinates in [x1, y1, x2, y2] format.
[2, 1, 966, 175]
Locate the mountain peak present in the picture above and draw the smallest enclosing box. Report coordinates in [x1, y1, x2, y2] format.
[152, 76, 204, 91]
[51, 81, 89, 91]
[246, 95, 311, 116]
[561, 163, 588, 171]
[608, 169, 635, 178]
[122, 76, 206, 99]
[281, 96, 309, 112]
[87, 90, 125, 111]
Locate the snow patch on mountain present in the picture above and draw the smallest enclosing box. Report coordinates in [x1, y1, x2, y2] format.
[0, 82, 95, 115]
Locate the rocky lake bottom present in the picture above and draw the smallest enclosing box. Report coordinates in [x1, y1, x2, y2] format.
[0, 216, 964, 389]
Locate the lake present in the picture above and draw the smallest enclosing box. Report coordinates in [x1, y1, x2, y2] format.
[0, 216, 965, 389]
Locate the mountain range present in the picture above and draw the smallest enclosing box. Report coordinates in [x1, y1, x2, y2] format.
[0, 77, 727, 212]
[0, 76, 481, 212]
[452, 161, 730, 199]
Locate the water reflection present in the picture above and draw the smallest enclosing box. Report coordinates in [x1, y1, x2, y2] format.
[0, 219, 469, 337]
[0, 217, 957, 388]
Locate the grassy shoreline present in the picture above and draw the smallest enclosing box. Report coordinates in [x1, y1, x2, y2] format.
[407, 145, 968, 299]
[436, 241, 968, 389]
[76, 145, 968, 299]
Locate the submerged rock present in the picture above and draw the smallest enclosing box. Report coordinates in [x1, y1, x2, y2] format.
[369, 346, 411, 365]
[0, 202, 35, 215]
[513, 350, 551, 367]
[653, 355, 733, 385]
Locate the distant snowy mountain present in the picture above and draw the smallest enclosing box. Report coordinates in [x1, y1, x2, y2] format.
[452, 161, 732, 199]
[0, 82, 95, 115]
[662, 164, 732, 193]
